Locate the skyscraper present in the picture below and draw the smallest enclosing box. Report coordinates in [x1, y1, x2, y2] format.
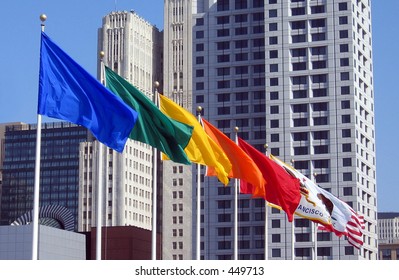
[0, 122, 91, 230]
[78, 10, 163, 232]
[164, 0, 377, 260]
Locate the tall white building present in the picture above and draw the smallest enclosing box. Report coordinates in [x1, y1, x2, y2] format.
[378, 212, 399, 244]
[78, 11, 163, 232]
[164, 0, 377, 260]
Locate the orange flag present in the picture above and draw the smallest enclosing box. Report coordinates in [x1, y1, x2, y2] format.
[202, 118, 266, 197]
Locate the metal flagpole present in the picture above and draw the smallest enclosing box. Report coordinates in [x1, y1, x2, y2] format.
[264, 144, 269, 260]
[32, 14, 47, 260]
[196, 106, 202, 260]
[313, 172, 318, 260]
[95, 51, 107, 260]
[233, 127, 239, 260]
[152, 81, 160, 260]
[290, 159, 295, 260]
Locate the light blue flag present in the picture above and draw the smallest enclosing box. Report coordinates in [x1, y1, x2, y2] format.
[37, 32, 138, 152]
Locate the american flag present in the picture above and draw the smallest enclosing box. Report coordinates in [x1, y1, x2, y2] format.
[317, 190, 365, 249]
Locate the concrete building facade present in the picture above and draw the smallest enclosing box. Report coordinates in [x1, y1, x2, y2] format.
[164, 0, 377, 260]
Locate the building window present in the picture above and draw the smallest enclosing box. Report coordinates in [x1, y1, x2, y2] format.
[270, 64, 278, 73]
[269, 9, 277, 18]
[235, 40, 248, 49]
[341, 72, 350, 81]
[270, 105, 279, 114]
[341, 86, 350, 95]
[235, 53, 248, 61]
[317, 247, 332, 257]
[270, 91, 279, 100]
[217, 80, 230, 89]
[217, 67, 230, 76]
[293, 90, 308, 98]
[196, 69, 204, 77]
[341, 100, 350, 109]
[342, 143, 351, 152]
[270, 78, 279, 86]
[235, 27, 248, 35]
[270, 119, 279, 128]
[345, 246, 354, 255]
[292, 7, 306, 16]
[342, 114, 351, 123]
[310, 19, 326, 28]
[235, 79, 249, 87]
[217, 41, 230, 50]
[338, 2, 348, 11]
[218, 107, 230, 115]
[313, 88, 327, 97]
[292, 34, 307, 43]
[217, 0, 230, 11]
[269, 36, 278, 45]
[340, 44, 349, 52]
[291, 20, 306, 30]
[196, 43, 204, 52]
[313, 117, 328, 126]
[339, 30, 349, 38]
[292, 48, 307, 57]
[217, 16, 229, 25]
[270, 133, 279, 142]
[342, 129, 351, 138]
[293, 62, 307, 71]
[293, 118, 308, 127]
[272, 249, 281, 258]
[269, 22, 278, 31]
[270, 50, 278, 58]
[339, 16, 348, 25]
[343, 187, 353, 196]
[312, 102, 328, 111]
[295, 248, 311, 258]
[343, 172, 352, 181]
[196, 30, 204, 39]
[294, 146, 309, 155]
[272, 234, 281, 243]
[340, 58, 349, 66]
[235, 0, 247, 10]
[312, 60, 327, 69]
[217, 54, 230, 63]
[271, 219, 281, 228]
[311, 32, 326, 41]
[342, 158, 352, 167]
[235, 14, 248, 23]
[311, 46, 327, 55]
[311, 5, 325, 14]
[314, 145, 329, 154]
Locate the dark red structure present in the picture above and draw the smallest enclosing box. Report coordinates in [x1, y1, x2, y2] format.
[86, 226, 161, 260]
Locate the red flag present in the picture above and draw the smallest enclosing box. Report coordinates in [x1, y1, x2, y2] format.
[237, 138, 301, 222]
[201, 119, 266, 198]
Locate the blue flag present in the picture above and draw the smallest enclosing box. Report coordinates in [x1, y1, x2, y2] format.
[37, 32, 138, 152]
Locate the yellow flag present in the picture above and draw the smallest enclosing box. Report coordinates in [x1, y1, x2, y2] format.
[159, 95, 231, 185]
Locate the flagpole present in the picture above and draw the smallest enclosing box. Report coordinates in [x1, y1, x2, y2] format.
[152, 81, 160, 260]
[264, 144, 269, 260]
[233, 127, 239, 260]
[290, 159, 295, 260]
[313, 172, 318, 260]
[196, 106, 202, 260]
[32, 14, 47, 261]
[95, 51, 107, 260]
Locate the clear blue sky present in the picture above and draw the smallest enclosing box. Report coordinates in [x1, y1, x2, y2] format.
[0, 0, 397, 212]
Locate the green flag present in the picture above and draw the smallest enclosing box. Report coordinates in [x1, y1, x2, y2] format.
[105, 66, 193, 165]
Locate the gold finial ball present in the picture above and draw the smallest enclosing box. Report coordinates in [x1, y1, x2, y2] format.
[154, 81, 160, 88]
[234, 126, 239, 132]
[99, 51, 105, 59]
[264, 143, 269, 149]
[196, 106, 202, 113]
[40, 14, 47, 22]
[313, 172, 318, 177]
